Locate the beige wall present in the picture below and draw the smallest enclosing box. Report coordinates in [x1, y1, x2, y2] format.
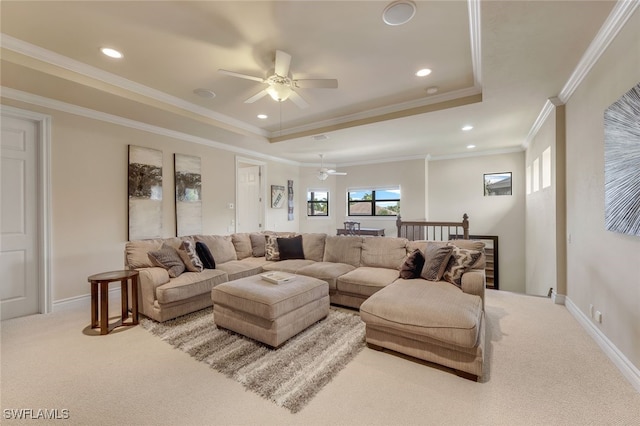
[564, 9, 640, 368]
[525, 111, 558, 296]
[428, 152, 526, 293]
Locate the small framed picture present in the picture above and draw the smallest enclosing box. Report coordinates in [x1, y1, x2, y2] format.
[271, 185, 285, 208]
[484, 172, 512, 196]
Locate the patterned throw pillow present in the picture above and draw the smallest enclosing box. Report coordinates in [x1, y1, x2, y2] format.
[177, 240, 203, 272]
[399, 249, 426, 279]
[148, 243, 186, 278]
[443, 245, 482, 287]
[265, 235, 281, 261]
[420, 244, 454, 282]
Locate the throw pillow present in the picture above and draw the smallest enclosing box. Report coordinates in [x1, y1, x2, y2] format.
[177, 240, 203, 272]
[265, 235, 280, 261]
[195, 241, 215, 269]
[148, 243, 186, 278]
[420, 244, 454, 282]
[399, 249, 426, 279]
[443, 245, 482, 287]
[277, 235, 305, 260]
[250, 233, 266, 257]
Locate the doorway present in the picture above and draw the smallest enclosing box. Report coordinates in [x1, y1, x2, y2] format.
[1, 106, 51, 320]
[235, 157, 265, 233]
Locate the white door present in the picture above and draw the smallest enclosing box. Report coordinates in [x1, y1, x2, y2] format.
[237, 165, 263, 232]
[1, 115, 40, 320]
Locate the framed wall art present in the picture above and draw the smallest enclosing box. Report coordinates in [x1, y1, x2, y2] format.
[174, 154, 202, 237]
[271, 185, 285, 208]
[128, 145, 163, 240]
[604, 82, 640, 236]
[484, 172, 512, 196]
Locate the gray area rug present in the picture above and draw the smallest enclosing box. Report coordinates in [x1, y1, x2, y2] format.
[140, 307, 365, 413]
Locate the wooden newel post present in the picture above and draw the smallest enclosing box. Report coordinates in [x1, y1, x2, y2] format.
[396, 215, 402, 238]
[462, 213, 469, 239]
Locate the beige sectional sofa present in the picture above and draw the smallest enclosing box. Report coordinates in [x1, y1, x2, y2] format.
[124, 232, 486, 379]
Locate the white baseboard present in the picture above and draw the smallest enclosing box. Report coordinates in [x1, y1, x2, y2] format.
[52, 287, 122, 312]
[551, 289, 566, 305]
[565, 296, 640, 393]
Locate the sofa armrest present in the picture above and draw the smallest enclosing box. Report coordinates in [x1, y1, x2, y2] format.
[137, 267, 170, 306]
[461, 269, 485, 309]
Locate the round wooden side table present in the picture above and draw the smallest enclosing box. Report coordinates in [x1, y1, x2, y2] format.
[87, 270, 139, 335]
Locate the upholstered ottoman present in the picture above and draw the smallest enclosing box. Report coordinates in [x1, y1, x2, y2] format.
[360, 279, 485, 380]
[211, 274, 330, 347]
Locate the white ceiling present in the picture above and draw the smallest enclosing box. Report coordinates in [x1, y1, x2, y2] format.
[0, 1, 615, 166]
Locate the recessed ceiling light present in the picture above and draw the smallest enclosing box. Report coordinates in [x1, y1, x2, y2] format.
[257, 114, 268, 119]
[382, 1, 417, 26]
[193, 88, 216, 98]
[467, 144, 476, 149]
[100, 47, 123, 59]
[416, 68, 432, 77]
[462, 125, 474, 131]
[425, 86, 438, 94]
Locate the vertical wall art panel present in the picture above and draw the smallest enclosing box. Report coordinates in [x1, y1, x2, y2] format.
[174, 154, 202, 237]
[604, 82, 640, 236]
[128, 145, 163, 240]
[287, 180, 294, 221]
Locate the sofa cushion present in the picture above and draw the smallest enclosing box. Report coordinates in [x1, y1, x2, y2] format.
[443, 246, 482, 287]
[156, 269, 228, 304]
[323, 236, 363, 267]
[262, 259, 316, 274]
[177, 240, 204, 272]
[399, 249, 425, 279]
[296, 262, 356, 291]
[420, 243, 454, 282]
[277, 235, 305, 260]
[148, 244, 186, 278]
[337, 267, 399, 298]
[361, 237, 407, 269]
[232, 233, 253, 260]
[195, 242, 215, 269]
[359, 279, 483, 348]
[250, 233, 266, 257]
[126, 239, 164, 269]
[195, 235, 238, 264]
[215, 260, 264, 281]
[301, 233, 327, 262]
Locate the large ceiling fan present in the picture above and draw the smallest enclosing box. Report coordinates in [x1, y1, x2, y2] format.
[317, 154, 347, 180]
[218, 50, 338, 109]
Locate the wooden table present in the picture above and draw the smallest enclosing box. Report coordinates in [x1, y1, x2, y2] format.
[337, 227, 385, 236]
[88, 270, 139, 335]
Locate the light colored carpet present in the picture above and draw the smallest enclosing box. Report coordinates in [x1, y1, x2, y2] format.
[140, 307, 365, 413]
[2, 289, 640, 425]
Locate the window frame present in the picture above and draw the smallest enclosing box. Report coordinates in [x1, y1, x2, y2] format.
[306, 189, 329, 217]
[347, 187, 400, 217]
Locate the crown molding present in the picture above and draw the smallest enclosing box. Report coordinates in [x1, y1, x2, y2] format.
[524, 0, 639, 149]
[1, 87, 297, 166]
[0, 34, 269, 138]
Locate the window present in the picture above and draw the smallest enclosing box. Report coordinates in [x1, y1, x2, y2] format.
[307, 190, 329, 216]
[347, 188, 400, 216]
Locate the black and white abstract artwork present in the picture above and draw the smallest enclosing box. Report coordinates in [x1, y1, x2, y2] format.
[174, 154, 202, 237]
[128, 145, 163, 240]
[604, 82, 640, 236]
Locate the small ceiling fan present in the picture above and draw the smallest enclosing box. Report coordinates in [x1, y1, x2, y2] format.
[317, 154, 347, 181]
[218, 50, 338, 109]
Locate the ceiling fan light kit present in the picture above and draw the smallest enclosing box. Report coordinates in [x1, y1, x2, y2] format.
[316, 154, 347, 180]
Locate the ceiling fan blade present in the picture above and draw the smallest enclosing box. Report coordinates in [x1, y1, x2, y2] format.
[293, 79, 338, 89]
[218, 69, 265, 83]
[244, 89, 269, 103]
[274, 50, 292, 77]
[288, 91, 309, 109]
[328, 171, 347, 176]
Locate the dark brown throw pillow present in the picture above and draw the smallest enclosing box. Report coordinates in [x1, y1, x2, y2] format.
[148, 243, 186, 278]
[277, 235, 305, 260]
[399, 249, 426, 279]
[195, 241, 215, 269]
[420, 244, 454, 282]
